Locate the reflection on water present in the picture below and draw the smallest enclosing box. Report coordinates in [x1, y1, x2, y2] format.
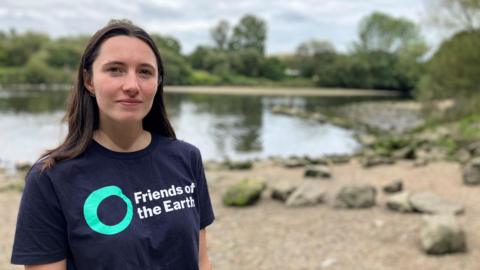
[0, 89, 399, 165]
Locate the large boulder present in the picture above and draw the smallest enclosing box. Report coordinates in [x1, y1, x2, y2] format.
[270, 181, 298, 202]
[334, 185, 377, 208]
[304, 165, 331, 179]
[386, 192, 414, 212]
[409, 192, 464, 215]
[286, 182, 326, 207]
[420, 214, 467, 254]
[383, 180, 403, 193]
[467, 141, 480, 157]
[223, 179, 265, 206]
[463, 158, 480, 185]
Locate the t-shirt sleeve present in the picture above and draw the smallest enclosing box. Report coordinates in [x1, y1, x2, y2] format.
[192, 147, 215, 229]
[10, 164, 68, 265]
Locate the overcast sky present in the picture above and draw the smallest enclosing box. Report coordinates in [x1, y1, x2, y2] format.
[0, 0, 446, 55]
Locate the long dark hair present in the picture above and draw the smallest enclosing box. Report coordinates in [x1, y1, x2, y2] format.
[39, 19, 176, 172]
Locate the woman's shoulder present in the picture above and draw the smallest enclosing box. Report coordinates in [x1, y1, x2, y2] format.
[29, 151, 92, 180]
[157, 134, 201, 156]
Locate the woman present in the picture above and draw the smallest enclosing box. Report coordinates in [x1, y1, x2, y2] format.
[10, 20, 214, 270]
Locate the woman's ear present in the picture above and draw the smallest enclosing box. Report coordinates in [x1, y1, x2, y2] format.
[83, 69, 94, 94]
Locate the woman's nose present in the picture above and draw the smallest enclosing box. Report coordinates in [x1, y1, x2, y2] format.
[122, 71, 140, 93]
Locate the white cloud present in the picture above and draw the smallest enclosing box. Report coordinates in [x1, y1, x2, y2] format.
[0, 0, 440, 54]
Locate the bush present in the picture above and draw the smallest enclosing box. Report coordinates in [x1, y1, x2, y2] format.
[187, 70, 222, 85]
[415, 30, 480, 118]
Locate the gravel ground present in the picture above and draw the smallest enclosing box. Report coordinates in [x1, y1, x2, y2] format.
[1, 160, 478, 270]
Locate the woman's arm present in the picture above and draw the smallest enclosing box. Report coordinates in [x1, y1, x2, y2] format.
[199, 229, 212, 270]
[25, 259, 66, 270]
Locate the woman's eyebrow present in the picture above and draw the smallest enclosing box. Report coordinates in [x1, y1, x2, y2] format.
[102, 61, 155, 69]
[138, 63, 156, 70]
[102, 61, 125, 66]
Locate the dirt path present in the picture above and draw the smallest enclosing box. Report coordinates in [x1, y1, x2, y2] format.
[1, 160, 478, 269]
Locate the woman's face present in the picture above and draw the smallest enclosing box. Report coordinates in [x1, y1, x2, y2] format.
[85, 35, 158, 126]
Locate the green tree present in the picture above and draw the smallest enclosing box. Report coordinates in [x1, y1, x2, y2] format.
[151, 34, 182, 55]
[45, 37, 87, 70]
[426, 0, 480, 30]
[296, 39, 335, 57]
[210, 20, 230, 50]
[259, 57, 285, 80]
[229, 48, 263, 77]
[2, 30, 50, 66]
[295, 39, 336, 77]
[229, 14, 267, 55]
[354, 11, 424, 53]
[416, 30, 480, 117]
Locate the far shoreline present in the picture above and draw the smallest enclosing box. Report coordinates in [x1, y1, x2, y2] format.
[165, 86, 403, 97]
[0, 84, 403, 97]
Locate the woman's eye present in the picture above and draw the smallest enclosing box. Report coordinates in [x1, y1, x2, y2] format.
[107, 67, 123, 74]
[139, 69, 153, 76]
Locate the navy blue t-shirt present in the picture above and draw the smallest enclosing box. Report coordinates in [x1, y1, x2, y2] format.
[11, 132, 215, 269]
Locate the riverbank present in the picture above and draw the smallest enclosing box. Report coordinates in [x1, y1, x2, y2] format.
[0, 84, 402, 97]
[166, 86, 402, 97]
[0, 158, 477, 269]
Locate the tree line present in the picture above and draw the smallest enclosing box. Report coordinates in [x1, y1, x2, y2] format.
[0, 0, 479, 117]
[0, 12, 425, 94]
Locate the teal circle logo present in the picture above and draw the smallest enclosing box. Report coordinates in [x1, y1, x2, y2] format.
[83, 185, 133, 235]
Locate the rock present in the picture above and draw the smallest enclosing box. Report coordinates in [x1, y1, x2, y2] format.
[463, 158, 480, 185]
[282, 157, 308, 168]
[413, 159, 429, 167]
[304, 165, 331, 179]
[386, 192, 414, 212]
[417, 127, 450, 143]
[319, 258, 337, 268]
[420, 214, 466, 254]
[334, 185, 377, 208]
[424, 147, 449, 161]
[409, 192, 464, 215]
[455, 148, 472, 164]
[15, 160, 32, 171]
[392, 146, 416, 160]
[286, 182, 326, 207]
[357, 134, 377, 146]
[304, 156, 328, 165]
[383, 180, 403, 193]
[270, 181, 298, 202]
[326, 154, 351, 164]
[467, 141, 480, 156]
[309, 112, 327, 123]
[361, 156, 394, 168]
[225, 160, 253, 170]
[223, 179, 265, 206]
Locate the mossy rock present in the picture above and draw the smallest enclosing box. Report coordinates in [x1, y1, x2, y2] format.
[222, 179, 265, 206]
[226, 160, 253, 170]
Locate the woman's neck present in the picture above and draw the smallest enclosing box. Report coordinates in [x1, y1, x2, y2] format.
[93, 127, 151, 152]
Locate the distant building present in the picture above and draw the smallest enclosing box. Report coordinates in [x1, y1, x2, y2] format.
[284, 68, 300, 77]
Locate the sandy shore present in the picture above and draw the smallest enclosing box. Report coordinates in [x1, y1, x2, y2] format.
[1, 159, 478, 270]
[165, 86, 401, 97]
